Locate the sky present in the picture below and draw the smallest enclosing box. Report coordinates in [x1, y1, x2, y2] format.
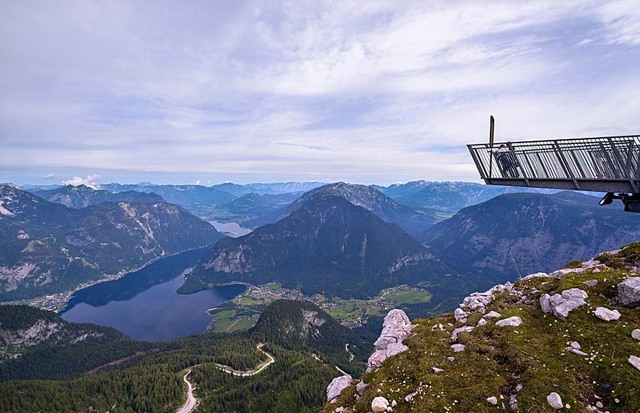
[1, 0, 639, 187]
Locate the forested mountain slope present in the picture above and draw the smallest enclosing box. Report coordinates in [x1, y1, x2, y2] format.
[422, 192, 640, 286]
[0, 185, 222, 300]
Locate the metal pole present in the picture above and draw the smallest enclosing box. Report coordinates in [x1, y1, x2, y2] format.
[489, 116, 495, 177]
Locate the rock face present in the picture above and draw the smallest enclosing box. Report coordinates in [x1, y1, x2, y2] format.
[326, 375, 352, 403]
[594, 307, 621, 321]
[617, 277, 640, 307]
[367, 309, 413, 372]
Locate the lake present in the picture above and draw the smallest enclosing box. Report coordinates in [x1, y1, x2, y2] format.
[209, 220, 252, 237]
[60, 248, 245, 341]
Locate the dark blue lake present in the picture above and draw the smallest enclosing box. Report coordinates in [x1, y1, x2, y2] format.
[60, 248, 244, 341]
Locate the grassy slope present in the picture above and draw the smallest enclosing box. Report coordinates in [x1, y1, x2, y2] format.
[326, 244, 640, 412]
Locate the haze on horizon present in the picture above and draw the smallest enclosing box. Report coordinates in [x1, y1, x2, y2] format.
[1, 0, 639, 187]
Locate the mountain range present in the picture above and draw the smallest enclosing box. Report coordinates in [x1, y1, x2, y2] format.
[0, 185, 221, 300]
[422, 191, 640, 285]
[32, 185, 165, 208]
[183, 184, 463, 300]
[378, 180, 557, 216]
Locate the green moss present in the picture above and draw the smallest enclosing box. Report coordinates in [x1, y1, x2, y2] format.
[564, 260, 583, 269]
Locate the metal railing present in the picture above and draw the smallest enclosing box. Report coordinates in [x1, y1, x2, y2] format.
[467, 135, 640, 193]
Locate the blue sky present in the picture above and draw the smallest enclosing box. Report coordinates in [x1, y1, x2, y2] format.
[1, 0, 639, 187]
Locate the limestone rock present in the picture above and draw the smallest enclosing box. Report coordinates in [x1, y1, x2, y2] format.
[522, 272, 550, 280]
[487, 396, 498, 405]
[632, 329, 640, 341]
[495, 316, 523, 327]
[371, 396, 389, 412]
[509, 394, 518, 411]
[431, 366, 444, 374]
[483, 311, 501, 319]
[541, 291, 587, 321]
[451, 326, 474, 341]
[561, 288, 588, 300]
[617, 277, 640, 307]
[583, 279, 598, 287]
[454, 308, 468, 323]
[461, 291, 494, 313]
[326, 375, 352, 403]
[356, 381, 368, 395]
[547, 392, 563, 409]
[629, 355, 640, 371]
[451, 344, 465, 352]
[367, 309, 413, 372]
[477, 318, 488, 327]
[594, 307, 621, 321]
[570, 348, 589, 357]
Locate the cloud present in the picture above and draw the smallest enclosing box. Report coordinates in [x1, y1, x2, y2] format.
[0, 1, 639, 186]
[61, 174, 102, 189]
[276, 142, 333, 151]
[43, 173, 57, 180]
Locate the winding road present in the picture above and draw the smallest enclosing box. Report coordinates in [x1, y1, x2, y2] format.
[176, 344, 275, 412]
[176, 370, 196, 413]
[214, 343, 275, 377]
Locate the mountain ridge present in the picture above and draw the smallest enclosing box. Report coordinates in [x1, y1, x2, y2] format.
[184, 190, 458, 299]
[0, 185, 222, 300]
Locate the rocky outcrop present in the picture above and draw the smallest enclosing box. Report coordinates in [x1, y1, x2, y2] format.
[367, 309, 413, 372]
[326, 375, 352, 403]
[617, 277, 640, 307]
[540, 288, 588, 321]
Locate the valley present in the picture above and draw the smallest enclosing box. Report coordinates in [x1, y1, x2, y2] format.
[209, 282, 431, 333]
[2, 180, 640, 412]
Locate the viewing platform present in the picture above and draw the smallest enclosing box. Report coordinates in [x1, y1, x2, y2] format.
[467, 134, 640, 211]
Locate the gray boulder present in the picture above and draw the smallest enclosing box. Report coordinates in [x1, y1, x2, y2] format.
[327, 375, 352, 403]
[451, 326, 474, 341]
[454, 308, 468, 323]
[451, 343, 465, 352]
[547, 392, 563, 409]
[483, 311, 501, 319]
[632, 329, 640, 341]
[561, 288, 588, 300]
[541, 290, 588, 321]
[617, 277, 640, 307]
[629, 355, 640, 371]
[495, 316, 523, 327]
[371, 396, 389, 413]
[594, 307, 621, 321]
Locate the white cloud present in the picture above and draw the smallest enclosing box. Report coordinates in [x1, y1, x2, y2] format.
[61, 174, 102, 189]
[0, 1, 638, 186]
[598, 0, 640, 45]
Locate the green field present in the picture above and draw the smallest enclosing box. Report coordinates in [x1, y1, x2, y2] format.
[387, 290, 431, 305]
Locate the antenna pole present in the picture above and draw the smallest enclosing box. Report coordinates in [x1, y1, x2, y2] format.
[489, 115, 495, 177]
